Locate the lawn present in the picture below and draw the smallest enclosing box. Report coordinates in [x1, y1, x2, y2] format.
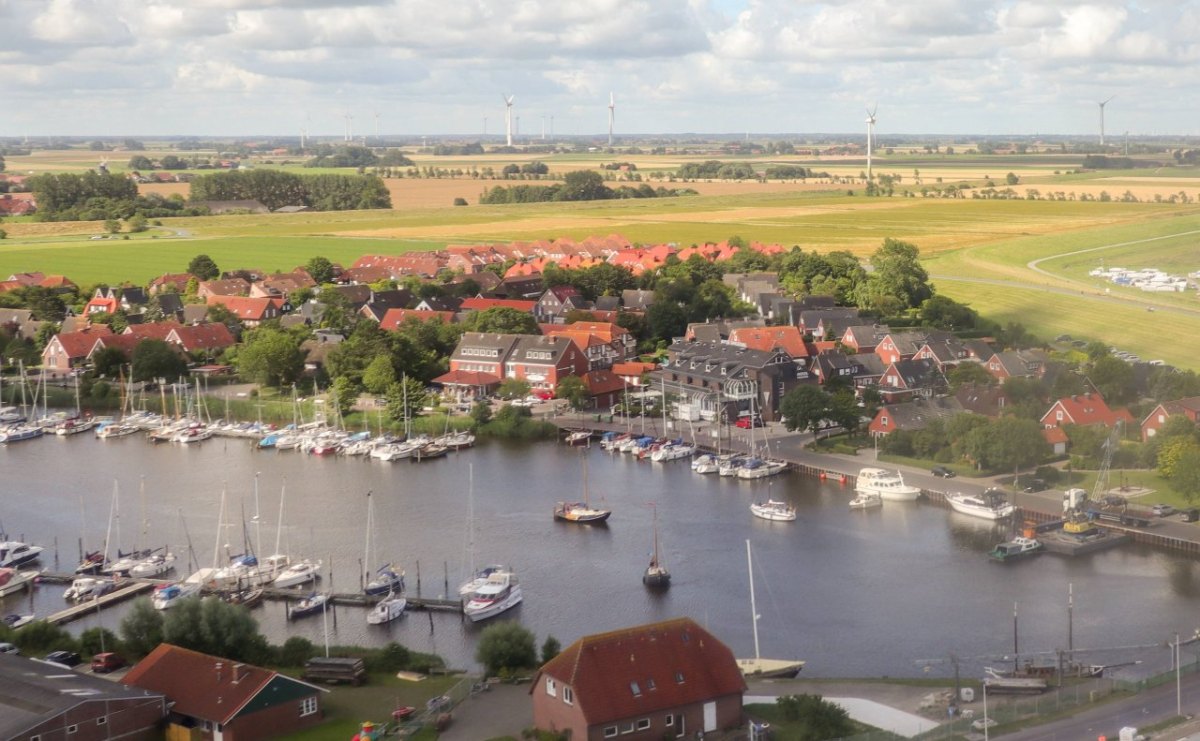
[284, 672, 460, 740]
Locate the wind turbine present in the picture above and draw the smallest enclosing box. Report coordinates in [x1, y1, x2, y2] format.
[608, 92, 615, 146]
[503, 94, 514, 147]
[865, 105, 878, 180]
[373, 109, 380, 140]
[1098, 96, 1114, 146]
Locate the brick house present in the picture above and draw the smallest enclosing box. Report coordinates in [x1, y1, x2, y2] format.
[1140, 396, 1200, 442]
[1041, 392, 1135, 430]
[868, 397, 965, 437]
[198, 278, 252, 299]
[541, 322, 637, 368]
[1, 653, 166, 741]
[506, 335, 589, 395]
[41, 326, 114, 371]
[660, 340, 801, 422]
[532, 617, 746, 740]
[205, 296, 284, 327]
[122, 644, 326, 741]
[986, 349, 1048, 383]
[878, 358, 948, 402]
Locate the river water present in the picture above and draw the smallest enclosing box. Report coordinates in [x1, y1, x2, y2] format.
[2, 434, 1197, 678]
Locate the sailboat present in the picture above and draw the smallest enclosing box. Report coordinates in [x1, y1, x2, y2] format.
[76, 483, 117, 575]
[736, 539, 804, 679]
[642, 504, 670, 589]
[457, 464, 508, 596]
[363, 491, 404, 596]
[55, 375, 95, 435]
[554, 453, 612, 524]
[367, 590, 407, 625]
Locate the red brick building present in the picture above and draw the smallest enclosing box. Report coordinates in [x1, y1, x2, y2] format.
[532, 617, 746, 740]
[122, 644, 326, 741]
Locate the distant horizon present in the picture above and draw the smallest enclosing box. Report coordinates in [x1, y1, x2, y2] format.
[2, 1, 1195, 139]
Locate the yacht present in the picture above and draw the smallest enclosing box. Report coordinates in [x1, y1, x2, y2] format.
[64, 576, 115, 601]
[750, 500, 797, 522]
[947, 489, 1015, 521]
[553, 501, 611, 524]
[367, 592, 407, 625]
[128, 551, 176, 578]
[0, 541, 44, 569]
[0, 568, 38, 597]
[848, 492, 883, 510]
[691, 454, 719, 474]
[458, 564, 508, 597]
[855, 468, 922, 501]
[989, 536, 1043, 562]
[463, 568, 523, 622]
[273, 559, 321, 588]
[288, 592, 329, 619]
[151, 581, 200, 610]
[737, 458, 787, 479]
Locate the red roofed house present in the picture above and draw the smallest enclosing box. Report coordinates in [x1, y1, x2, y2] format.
[1140, 396, 1200, 442]
[581, 368, 627, 409]
[205, 296, 283, 327]
[122, 644, 326, 741]
[541, 321, 637, 369]
[0, 194, 37, 216]
[1043, 425, 1070, 456]
[728, 326, 809, 360]
[460, 297, 538, 314]
[42, 326, 114, 371]
[148, 273, 195, 295]
[168, 323, 237, 355]
[379, 308, 456, 331]
[1041, 392, 1135, 430]
[531, 617, 746, 740]
[613, 361, 658, 387]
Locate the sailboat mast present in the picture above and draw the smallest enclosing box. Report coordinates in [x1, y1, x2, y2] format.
[364, 491, 373, 584]
[582, 454, 590, 507]
[102, 481, 118, 565]
[213, 484, 227, 569]
[467, 464, 475, 576]
[747, 539, 761, 662]
[274, 479, 286, 556]
[652, 505, 660, 564]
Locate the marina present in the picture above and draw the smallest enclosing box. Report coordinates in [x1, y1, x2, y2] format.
[4, 426, 1200, 677]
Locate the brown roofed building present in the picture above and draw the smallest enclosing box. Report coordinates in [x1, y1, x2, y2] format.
[198, 278, 252, 299]
[41, 326, 114, 371]
[148, 273, 195, 295]
[532, 617, 746, 740]
[205, 296, 283, 326]
[122, 644, 325, 741]
[1141, 396, 1200, 442]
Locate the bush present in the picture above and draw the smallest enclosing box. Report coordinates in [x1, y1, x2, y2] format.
[278, 636, 316, 667]
[80, 627, 120, 657]
[13, 621, 78, 656]
[453, 197, 468, 206]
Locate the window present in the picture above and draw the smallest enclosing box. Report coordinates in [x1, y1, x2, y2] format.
[665, 715, 674, 727]
[96, 717, 107, 726]
[636, 718, 651, 731]
[604, 727, 618, 738]
[1056, 410, 1064, 421]
[630, 681, 642, 696]
[675, 671, 685, 683]
[545, 677, 557, 697]
[67, 726, 78, 735]
[300, 697, 318, 717]
[563, 686, 574, 705]
[647, 678, 656, 691]
[621, 722, 636, 735]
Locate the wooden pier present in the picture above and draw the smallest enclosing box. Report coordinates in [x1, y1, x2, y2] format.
[44, 581, 155, 625]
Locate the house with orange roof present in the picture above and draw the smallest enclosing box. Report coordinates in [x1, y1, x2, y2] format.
[613, 361, 658, 387]
[38, 274, 76, 293]
[122, 643, 326, 741]
[168, 323, 237, 355]
[379, 308, 456, 330]
[1041, 392, 1135, 430]
[727, 326, 809, 360]
[460, 297, 538, 313]
[7, 272, 46, 286]
[198, 278, 251, 299]
[205, 295, 283, 326]
[542, 321, 637, 367]
[1141, 396, 1200, 442]
[531, 617, 746, 740]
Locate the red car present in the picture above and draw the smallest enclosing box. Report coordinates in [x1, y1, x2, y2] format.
[91, 652, 126, 673]
[735, 416, 763, 429]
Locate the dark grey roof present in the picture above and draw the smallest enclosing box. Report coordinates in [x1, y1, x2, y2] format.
[879, 397, 966, 431]
[665, 339, 796, 382]
[796, 295, 837, 310]
[889, 357, 948, 389]
[182, 305, 210, 324]
[156, 293, 184, 316]
[0, 654, 165, 738]
[451, 332, 522, 363]
[621, 289, 656, 310]
[418, 296, 462, 312]
[594, 296, 621, 312]
[369, 289, 414, 311]
[511, 334, 575, 363]
[328, 284, 372, 307]
[799, 308, 861, 327]
[0, 308, 33, 325]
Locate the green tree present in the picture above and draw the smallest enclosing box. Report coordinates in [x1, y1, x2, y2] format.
[127, 213, 148, 233]
[305, 256, 335, 285]
[119, 598, 165, 658]
[541, 635, 561, 665]
[131, 339, 188, 383]
[80, 627, 120, 657]
[555, 375, 589, 411]
[187, 254, 220, 281]
[12, 621, 78, 656]
[1006, 172, 1020, 185]
[1158, 437, 1200, 479]
[558, 170, 611, 201]
[162, 597, 271, 664]
[470, 400, 493, 426]
[780, 385, 832, 434]
[645, 301, 688, 343]
[461, 306, 538, 335]
[497, 378, 532, 400]
[775, 694, 854, 739]
[104, 218, 122, 234]
[91, 345, 129, 378]
[1169, 447, 1200, 503]
[278, 636, 316, 667]
[964, 417, 1049, 472]
[236, 327, 305, 387]
[128, 155, 153, 170]
[855, 238, 932, 313]
[362, 354, 397, 395]
[331, 376, 358, 420]
[475, 621, 538, 677]
[385, 376, 428, 424]
[946, 363, 995, 389]
[1089, 356, 1136, 404]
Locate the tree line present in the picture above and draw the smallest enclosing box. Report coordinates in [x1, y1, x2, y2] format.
[189, 169, 392, 211]
[28, 171, 208, 221]
[479, 170, 696, 204]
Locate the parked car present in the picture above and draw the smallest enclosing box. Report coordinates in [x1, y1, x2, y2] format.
[44, 650, 82, 667]
[91, 652, 126, 673]
[735, 416, 764, 429]
[1021, 478, 1047, 493]
[1152, 504, 1177, 517]
[0, 642, 18, 655]
[930, 466, 955, 478]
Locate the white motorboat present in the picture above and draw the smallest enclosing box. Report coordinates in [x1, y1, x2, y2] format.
[174, 425, 213, 443]
[129, 551, 176, 578]
[273, 559, 321, 588]
[3, 613, 34, 629]
[463, 568, 523, 622]
[370, 441, 418, 461]
[750, 500, 797, 522]
[367, 592, 407, 625]
[96, 422, 139, 439]
[0, 567, 38, 597]
[63, 576, 114, 601]
[289, 592, 329, 619]
[691, 453, 719, 474]
[989, 536, 1043, 562]
[848, 492, 882, 510]
[947, 489, 1015, 521]
[718, 455, 746, 477]
[737, 458, 787, 479]
[564, 429, 591, 446]
[650, 441, 695, 462]
[855, 467, 922, 501]
[0, 540, 44, 569]
[151, 581, 200, 610]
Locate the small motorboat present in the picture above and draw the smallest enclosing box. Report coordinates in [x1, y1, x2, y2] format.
[989, 536, 1043, 562]
[75, 551, 107, 575]
[366, 592, 407, 625]
[273, 559, 321, 588]
[64, 576, 115, 601]
[564, 429, 591, 446]
[848, 492, 882, 510]
[3, 613, 34, 629]
[129, 551, 177, 578]
[224, 588, 264, 608]
[0, 567, 38, 597]
[463, 569, 522, 623]
[151, 581, 199, 610]
[691, 454, 719, 474]
[554, 501, 612, 524]
[0, 540, 44, 569]
[289, 592, 329, 619]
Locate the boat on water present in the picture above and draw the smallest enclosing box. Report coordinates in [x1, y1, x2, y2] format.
[0, 405, 26, 425]
[289, 592, 329, 619]
[718, 454, 746, 477]
[55, 417, 97, 436]
[223, 588, 264, 608]
[274, 559, 321, 588]
[650, 440, 696, 462]
[555, 454, 611, 523]
[948, 489, 1015, 521]
[436, 430, 476, 450]
[463, 568, 523, 622]
[0, 425, 44, 443]
[103, 548, 156, 577]
[63, 576, 115, 601]
[848, 492, 882, 510]
[129, 550, 176, 578]
[691, 453, 719, 474]
[173, 425, 214, 444]
[151, 581, 200, 610]
[95, 422, 139, 439]
[0, 540, 44, 569]
[750, 499, 797, 522]
[415, 442, 449, 460]
[737, 540, 804, 678]
[367, 592, 408, 625]
[989, 536, 1043, 562]
[0, 567, 38, 597]
[642, 505, 670, 589]
[855, 467, 922, 501]
[564, 429, 591, 446]
[3, 613, 34, 629]
[75, 551, 107, 575]
[737, 458, 787, 479]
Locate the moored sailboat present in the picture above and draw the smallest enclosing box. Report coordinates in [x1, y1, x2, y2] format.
[554, 454, 611, 524]
[737, 540, 804, 679]
[642, 504, 670, 589]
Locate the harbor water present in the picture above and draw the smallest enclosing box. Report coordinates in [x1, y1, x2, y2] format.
[2, 434, 1198, 678]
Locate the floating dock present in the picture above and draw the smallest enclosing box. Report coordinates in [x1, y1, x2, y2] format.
[44, 581, 155, 625]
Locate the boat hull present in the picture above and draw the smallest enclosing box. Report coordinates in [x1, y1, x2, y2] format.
[642, 568, 671, 589]
[367, 596, 407, 625]
[464, 587, 523, 622]
[737, 657, 805, 679]
[948, 498, 1015, 521]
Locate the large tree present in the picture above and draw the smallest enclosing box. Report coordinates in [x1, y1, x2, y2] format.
[162, 597, 271, 664]
[385, 376, 428, 424]
[236, 327, 305, 387]
[131, 339, 188, 383]
[963, 417, 1049, 472]
[305, 256, 335, 285]
[119, 598, 164, 658]
[187, 254, 220, 281]
[461, 307, 538, 335]
[855, 238, 933, 314]
[781, 385, 832, 434]
[475, 621, 538, 676]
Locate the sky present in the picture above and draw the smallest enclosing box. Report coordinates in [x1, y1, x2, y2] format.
[1, 0, 1197, 139]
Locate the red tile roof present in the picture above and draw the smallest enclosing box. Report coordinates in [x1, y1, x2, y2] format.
[123, 644, 306, 725]
[460, 297, 537, 313]
[582, 369, 626, 395]
[728, 326, 808, 358]
[535, 617, 745, 725]
[433, 369, 502, 386]
[205, 295, 279, 320]
[170, 323, 237, 351]
[51, 326, 114, 358]
[1041, 392, 1135, 428]
[379, 308, 456, 330]
[126, 322, 182, 340]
